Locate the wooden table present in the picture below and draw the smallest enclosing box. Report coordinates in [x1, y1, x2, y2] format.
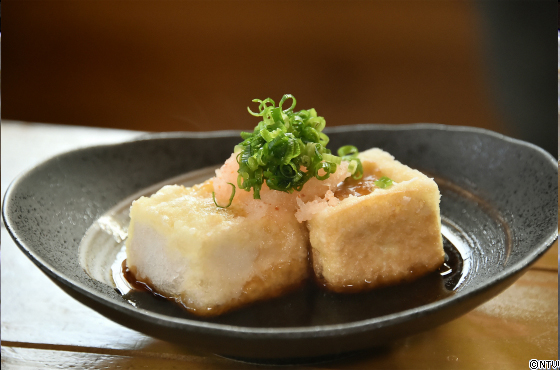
[1, 121, 557, 369]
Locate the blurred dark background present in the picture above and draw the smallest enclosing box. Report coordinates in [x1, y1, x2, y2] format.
[2, 1, 557, 155]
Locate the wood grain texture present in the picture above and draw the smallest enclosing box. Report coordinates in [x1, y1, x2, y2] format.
[533, 241, 558, 271]
[1, 347, 251, 370]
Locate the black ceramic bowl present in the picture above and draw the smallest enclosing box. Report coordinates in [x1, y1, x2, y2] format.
[3, 124, 557, 362]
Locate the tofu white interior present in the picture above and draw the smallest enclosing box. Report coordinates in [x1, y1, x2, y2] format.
[126, 180, 309, 316]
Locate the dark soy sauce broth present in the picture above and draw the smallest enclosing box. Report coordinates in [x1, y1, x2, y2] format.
[120, 236, 462, 328]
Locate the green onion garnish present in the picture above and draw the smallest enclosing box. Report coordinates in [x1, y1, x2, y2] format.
[212, 182, 236, 208]
[337, 145, 364, 180]
[236, 94, 363, 199]
[374, 176, 393, 189]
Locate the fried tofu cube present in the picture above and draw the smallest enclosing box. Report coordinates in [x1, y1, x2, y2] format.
[125, 180, 309, 316]
[307, 148, 444, 292]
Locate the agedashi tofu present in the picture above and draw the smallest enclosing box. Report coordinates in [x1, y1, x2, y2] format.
[122, 94, 446, 316]
[306, 148, 444, 292]
[125, 180, 309, 316]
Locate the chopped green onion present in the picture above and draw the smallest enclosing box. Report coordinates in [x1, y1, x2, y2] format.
[337, 145, 363, 179]
[347, 160, 358, 174]
[337, 145, 358, 157]
[240, 132, 253, 140]
[375, 176, 393, 189]
[260, 129, 274, 142]
[322, 153, 341, 164]
[247, 157, 258, 171]
[230, 94, 364, 201]
[212, 183, 236, 208]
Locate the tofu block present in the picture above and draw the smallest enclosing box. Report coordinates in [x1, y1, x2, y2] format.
[125, 180, 309, 316]
[307, 148, 444, 292]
